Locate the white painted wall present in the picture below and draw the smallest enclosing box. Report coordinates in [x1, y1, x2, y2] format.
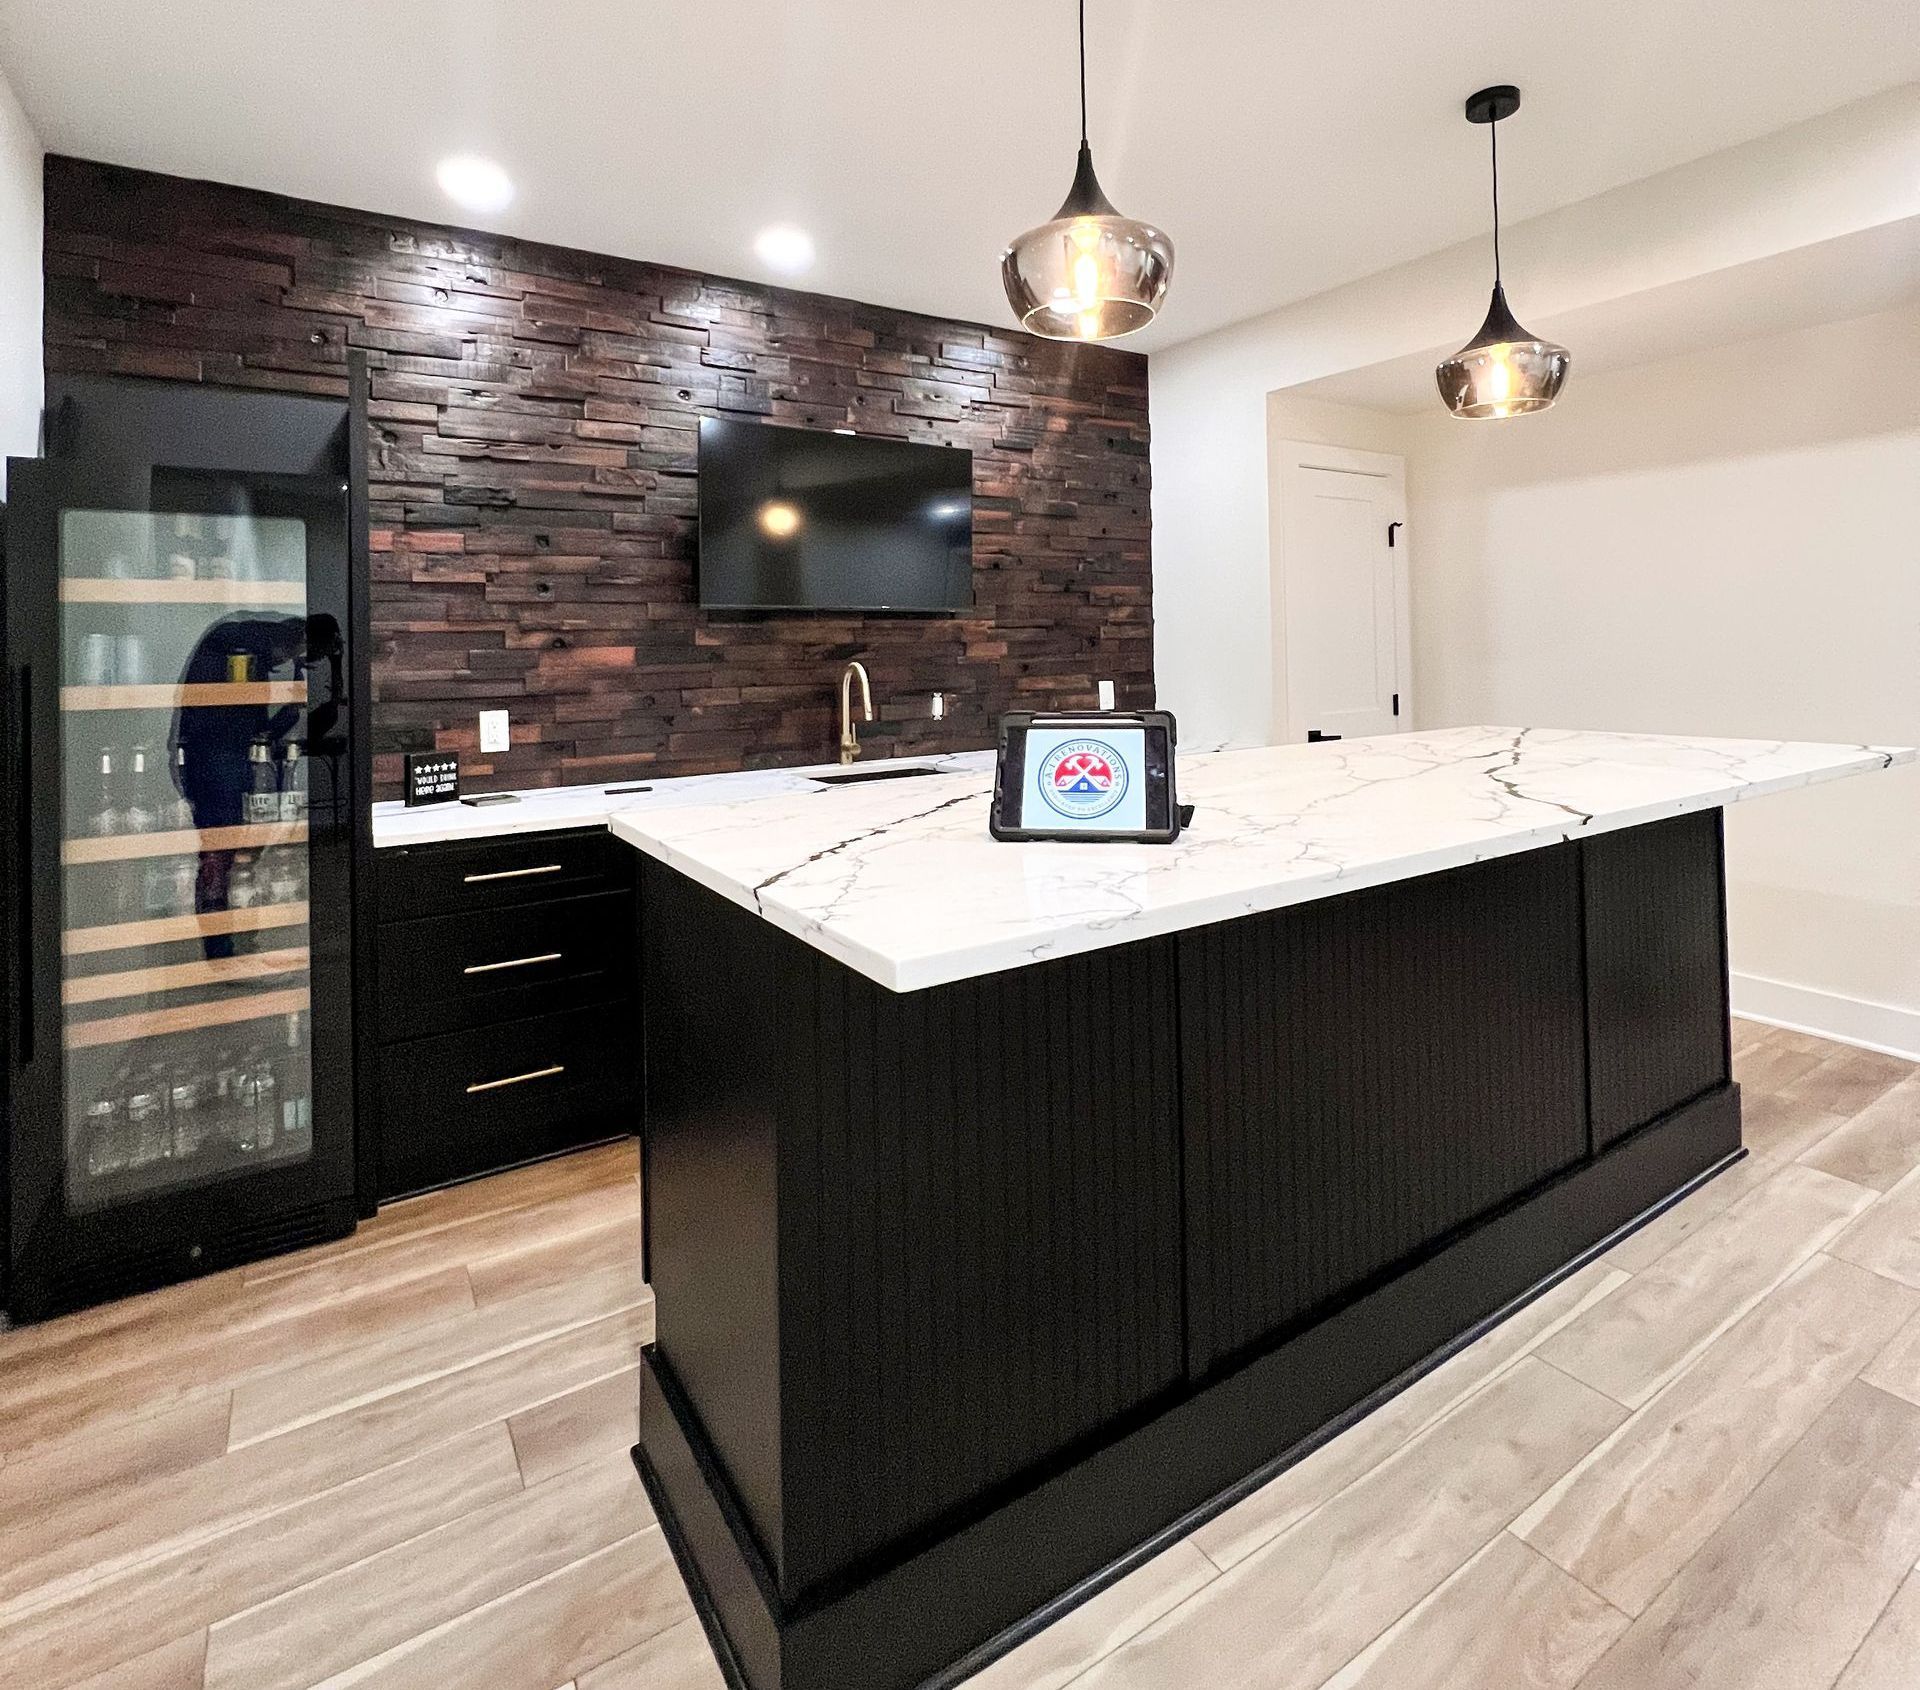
[0, 63, 41, 494]
[1148, 84, 1920, 746]
[1405, 303, 1920, 1054]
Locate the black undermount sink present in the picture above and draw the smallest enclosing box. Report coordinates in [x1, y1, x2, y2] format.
[811, 765, 946, 786]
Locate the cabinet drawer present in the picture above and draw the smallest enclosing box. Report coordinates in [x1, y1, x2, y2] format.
[377, 828, 627, 920]
[377, 890, 633, 1041]
[377, 1004, 637, 1198]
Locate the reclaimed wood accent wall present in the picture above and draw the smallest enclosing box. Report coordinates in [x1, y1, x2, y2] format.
[42, 156, 1154, 796]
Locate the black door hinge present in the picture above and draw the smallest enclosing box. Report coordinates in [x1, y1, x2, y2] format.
[1387, 521, 1402, 548]
[1392, 692, 1400, 717]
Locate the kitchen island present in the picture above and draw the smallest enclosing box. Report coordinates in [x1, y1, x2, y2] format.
[612, 726, 1910, 1690]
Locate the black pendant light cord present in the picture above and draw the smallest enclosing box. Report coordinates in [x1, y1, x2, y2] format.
[1078, 0, 1089, 147]
[1489, 114, 1502, 287]
[1055, 0, 1120, 219]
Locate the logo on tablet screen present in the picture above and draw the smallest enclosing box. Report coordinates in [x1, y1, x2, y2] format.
[1037, 739, 1129, 821]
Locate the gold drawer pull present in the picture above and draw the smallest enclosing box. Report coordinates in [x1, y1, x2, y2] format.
[462, 863, 563, 884]
[462, 951, 563, 975]
[466, 1063, 565, 1095]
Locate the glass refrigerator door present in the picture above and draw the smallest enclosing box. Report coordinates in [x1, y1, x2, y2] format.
[57, 504, 319, 1213]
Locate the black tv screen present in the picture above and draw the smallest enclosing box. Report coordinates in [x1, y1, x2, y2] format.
[696, 418, 973, 612]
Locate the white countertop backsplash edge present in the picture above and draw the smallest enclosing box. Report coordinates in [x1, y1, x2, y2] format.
[369, 749, 996, 849]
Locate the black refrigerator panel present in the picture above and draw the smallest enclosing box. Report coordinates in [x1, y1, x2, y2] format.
[3, 449, 358, 1320]
[44, 373, 353, 481]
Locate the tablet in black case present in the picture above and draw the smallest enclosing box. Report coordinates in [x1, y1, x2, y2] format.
[990, 710, 1184, 844]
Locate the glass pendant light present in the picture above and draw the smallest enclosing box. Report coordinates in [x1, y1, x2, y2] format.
[1436, 86, 1570, 418]
[1001, 0, 1173, 341]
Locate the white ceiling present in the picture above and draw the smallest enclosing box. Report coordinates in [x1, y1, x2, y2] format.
[1294, 216, 1920, 413]
[4, 0, 1918, 352]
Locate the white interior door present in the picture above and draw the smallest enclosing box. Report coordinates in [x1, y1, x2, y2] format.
[1277, 448, 1408, 744]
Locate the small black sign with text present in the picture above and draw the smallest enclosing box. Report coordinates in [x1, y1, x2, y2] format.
[404, 750, 460, 806]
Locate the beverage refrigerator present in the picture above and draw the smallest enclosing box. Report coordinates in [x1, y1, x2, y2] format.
[2, 368, 369, 1320]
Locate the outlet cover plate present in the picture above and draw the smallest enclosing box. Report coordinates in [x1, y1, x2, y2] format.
[479, 709, 510, 753]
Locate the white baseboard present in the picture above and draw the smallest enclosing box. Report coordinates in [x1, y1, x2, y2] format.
[1730, 972, 1920, 1063]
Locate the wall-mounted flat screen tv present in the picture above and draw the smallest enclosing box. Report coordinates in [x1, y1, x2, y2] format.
[696, 418, 973, 612]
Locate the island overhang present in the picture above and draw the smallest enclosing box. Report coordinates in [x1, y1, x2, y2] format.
[607, 726, 1910, 992]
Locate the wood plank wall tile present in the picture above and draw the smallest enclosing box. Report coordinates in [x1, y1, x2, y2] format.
[42, 156, 1155, 798]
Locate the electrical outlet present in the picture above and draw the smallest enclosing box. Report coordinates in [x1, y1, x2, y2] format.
[478, 709, 510, 754]
[930, 691, 946, 720]
[1097, 680, 1116, 710]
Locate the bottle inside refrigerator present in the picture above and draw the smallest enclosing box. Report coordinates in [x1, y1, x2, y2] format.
[165, 743, 194, 831]
[89, 747, 120, 837]
[123, 744, 159, 834]
[245, 733, 280, 824]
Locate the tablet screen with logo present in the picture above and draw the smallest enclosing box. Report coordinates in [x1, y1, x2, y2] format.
[1022, 725, 1148, 833]
[990, 710, 1184, 843]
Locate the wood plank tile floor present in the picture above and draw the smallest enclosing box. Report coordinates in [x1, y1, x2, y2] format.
[3, 1021, 1918, 1689]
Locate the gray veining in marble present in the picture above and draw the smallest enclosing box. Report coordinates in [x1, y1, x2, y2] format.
[602, 727, 1913, 991]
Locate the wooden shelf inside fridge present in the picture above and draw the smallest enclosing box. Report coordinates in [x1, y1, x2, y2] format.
[60, 578, 306, 607]
[60, 682, 307, 712]
[65, 986, 311, 1050]
[63, 947, 311, 1006]
[64, 901, 310, 957]
[62, 822, 308, 865]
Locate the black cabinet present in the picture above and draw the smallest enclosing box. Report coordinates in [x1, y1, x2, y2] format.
[369, 828, 639, 1199]
[377, 1003, 636, 1199]
[374, 826, 626, 918]
[376, 891, 633, 1040]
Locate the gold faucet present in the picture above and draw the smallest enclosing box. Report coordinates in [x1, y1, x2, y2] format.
[838, 660, 873, 764]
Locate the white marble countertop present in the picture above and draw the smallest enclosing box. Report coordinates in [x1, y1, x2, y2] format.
[601, 727, 1913, 993]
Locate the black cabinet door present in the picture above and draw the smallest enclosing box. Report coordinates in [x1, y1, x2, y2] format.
[376, 891, 635, 1040]
[376, 828, 625, 920]
[377, 1003, 637, 1197]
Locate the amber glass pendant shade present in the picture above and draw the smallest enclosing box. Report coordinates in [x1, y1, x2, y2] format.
[1001, 1, 1174, 342]
[1437, 85, 1570, 418]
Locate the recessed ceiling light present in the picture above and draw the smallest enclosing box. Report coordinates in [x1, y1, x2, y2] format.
[436, 155, 515, 217]
[753, 224, 816, 276]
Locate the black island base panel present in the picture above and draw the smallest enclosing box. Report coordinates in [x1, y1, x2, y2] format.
[632, 808, 1742, 1690]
